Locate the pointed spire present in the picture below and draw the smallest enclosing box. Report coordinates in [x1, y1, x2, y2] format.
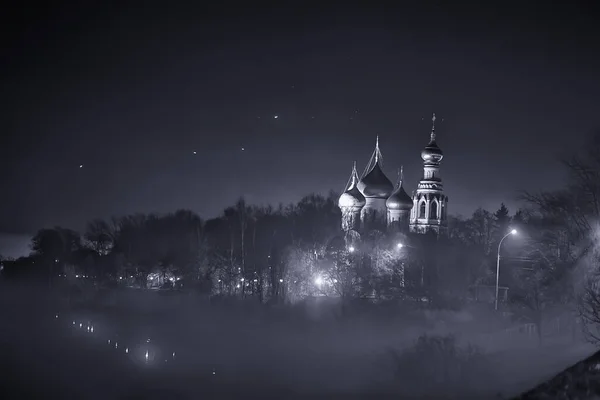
[374, 135, 380, 163]
[351, 161, 359, 184]
[396, 165, 405, 188]
[430, 113, 437, 141]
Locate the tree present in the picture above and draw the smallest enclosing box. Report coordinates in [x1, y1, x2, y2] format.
[84, 218, 115, 256]
[579, 274, 600, 344]
[494, 203, 511, 241]
[518, 132, 600, 341]
[31, 227, 82, 286]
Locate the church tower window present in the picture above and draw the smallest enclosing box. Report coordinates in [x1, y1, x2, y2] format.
[419, 201, 426, 218]
[431, 201, 438, 219]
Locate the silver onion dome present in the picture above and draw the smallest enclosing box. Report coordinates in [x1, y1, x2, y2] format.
[421, 113, 443, 163]
[338, 162, 366, 208]
[357, 136, 394, 198]
[386, 167, 413, 210]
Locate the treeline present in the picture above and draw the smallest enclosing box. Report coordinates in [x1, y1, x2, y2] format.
[0, 195, 537, 305]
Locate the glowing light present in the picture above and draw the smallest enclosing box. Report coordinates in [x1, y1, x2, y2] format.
[397, 243, 404, 249]
[79, 164, 83, 168]
[90, 326, 94, 333]
[348, 246, 355, 253]
[193, 151, 197, 154]
[125, 347, 129, 354]
[273, 115, 279, 119]
[147, 338, 151, 343]
[279, 279, 283, 283]
[72, 321, 75, 325]
[55, 314, 59, 319]
[108, 339, 111, 344]
[145, 350, 149, 362]
[240, 278, 244, 282]
[333, 279, 338, 283]
[79, 323, 83, 328]
[172, 352, 176, 358]
[314, 276, 323, 286]
[511, 229, 517, 235]
[236, 284, 240, 289]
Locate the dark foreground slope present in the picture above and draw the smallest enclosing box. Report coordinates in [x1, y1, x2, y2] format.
[513, 350, 600, 399]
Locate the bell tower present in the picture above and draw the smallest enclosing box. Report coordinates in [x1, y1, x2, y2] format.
[410, 113, 448, 235]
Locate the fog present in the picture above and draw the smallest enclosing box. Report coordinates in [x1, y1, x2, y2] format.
[1, 282, 594, 399]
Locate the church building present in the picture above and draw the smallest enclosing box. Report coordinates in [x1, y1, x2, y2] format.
[338, 114, 448, 236]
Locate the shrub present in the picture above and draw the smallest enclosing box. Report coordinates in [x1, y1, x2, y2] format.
[390, 334, 491, 396]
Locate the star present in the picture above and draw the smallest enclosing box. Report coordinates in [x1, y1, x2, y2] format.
[79, 164, 83, 168]
[193, 151, 197, 155]
[273, 115, 279, 119]
[241, 147, 245, 151]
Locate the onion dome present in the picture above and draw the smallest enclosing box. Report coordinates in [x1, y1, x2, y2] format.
[338, 162, 366, 208]
[386, 166, 413, 210]
[357, 136, 394, 198]
[421, 113, 444, 163]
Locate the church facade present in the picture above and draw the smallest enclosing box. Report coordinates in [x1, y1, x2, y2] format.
[338, 114, 448, 236]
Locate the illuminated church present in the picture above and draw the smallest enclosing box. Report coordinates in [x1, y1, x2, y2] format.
[338, 114, 448, 236]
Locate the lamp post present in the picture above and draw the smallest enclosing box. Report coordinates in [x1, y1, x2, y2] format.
[495, 229, 517, 311]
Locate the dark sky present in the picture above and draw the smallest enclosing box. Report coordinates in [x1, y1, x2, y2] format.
[1, 1, 599, 234]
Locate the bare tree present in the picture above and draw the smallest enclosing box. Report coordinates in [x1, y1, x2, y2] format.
[519, 131, 600, 341]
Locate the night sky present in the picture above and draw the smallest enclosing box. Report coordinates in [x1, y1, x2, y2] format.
[1, 2, 599, 235]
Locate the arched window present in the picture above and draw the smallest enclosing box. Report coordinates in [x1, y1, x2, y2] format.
[419, 201, 426, 218]
[431, 201, 438, 219]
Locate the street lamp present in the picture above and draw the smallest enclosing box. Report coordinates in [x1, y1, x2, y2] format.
[495, 229, 518, 311]
[396, 243, 403, 249]
[348, 246, 355, 253]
